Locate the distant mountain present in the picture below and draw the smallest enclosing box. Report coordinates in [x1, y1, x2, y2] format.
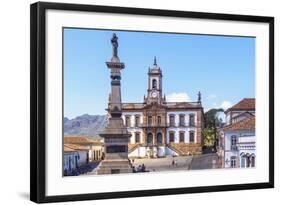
[64, 114, 107, 139]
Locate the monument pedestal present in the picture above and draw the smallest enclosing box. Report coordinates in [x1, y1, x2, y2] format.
[96, 159, 132, 174]
[95, 33, 132, 175]
[95, 118, 132, 174]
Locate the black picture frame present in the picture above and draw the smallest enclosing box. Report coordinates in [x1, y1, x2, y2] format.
[30, 1, 274, 203]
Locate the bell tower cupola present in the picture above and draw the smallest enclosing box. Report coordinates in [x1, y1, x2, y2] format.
[145, 57, 164, 104]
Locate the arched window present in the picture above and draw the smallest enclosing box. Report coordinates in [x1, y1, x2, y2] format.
[250, 155, 255, 167]
[189, 114, 195, 126]
[189, 131, 195, 143]
[246, 154, 251, 167]
[240, 154, 246, 168]
[148, 116, 152, 125]
[169, 114, 175, 126]
[152, 79, 157, 89]
[179, 132, 185, 142]
[169, 132, 175, 143]
[157, 116, 161, 124]
[135, 115, 140, 127]
[135, 132, 140, 143]
[125, 116, 131, 127]
[157, 133, 162, 144]
[147, 133, 153, 145]
[179, 114, 185, 126]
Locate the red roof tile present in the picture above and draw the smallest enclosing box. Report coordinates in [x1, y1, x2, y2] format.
[64, 145, 76, 152]
[64, 143, 89, 151]
[64, 136, 102, 145]
[227, 98, 255, 112]
[223, 116, 255, 131]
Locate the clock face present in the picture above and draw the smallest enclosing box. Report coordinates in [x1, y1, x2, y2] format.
[151, 91, 158, 98]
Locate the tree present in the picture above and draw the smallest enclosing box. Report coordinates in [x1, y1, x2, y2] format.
[203, 108, 224, 149]
[203, 128, 215, 147]
[205, 108, 224, 128]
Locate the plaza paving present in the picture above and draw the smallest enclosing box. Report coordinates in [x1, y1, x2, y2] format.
[131, 153, 219, 172]
[84, 153, 219, 175]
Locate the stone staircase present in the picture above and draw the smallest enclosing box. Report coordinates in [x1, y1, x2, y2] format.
[168, 143, 202, 155]
[128, 143, 143, 154]
[95, 159, 133, 174]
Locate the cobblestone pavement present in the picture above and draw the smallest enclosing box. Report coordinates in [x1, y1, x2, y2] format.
[85, 154, 219, 175]
[131, 153, 219, 172]
[190, 153, 219, 170]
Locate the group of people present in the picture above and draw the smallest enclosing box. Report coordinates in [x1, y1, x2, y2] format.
[132, 164, 147, 173]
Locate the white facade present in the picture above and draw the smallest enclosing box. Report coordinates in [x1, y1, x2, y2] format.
[63, 151, 79, 174]
[122, 110, 198, 145]
[122, 112, 143, 144]
[223, 130, 255, 168]
[128, 146, 178, 158]
[123, 110, 200, 158]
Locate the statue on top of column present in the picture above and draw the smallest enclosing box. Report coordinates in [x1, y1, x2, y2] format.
[111, 33, 118, 58]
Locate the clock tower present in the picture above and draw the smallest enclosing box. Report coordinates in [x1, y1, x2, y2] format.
[145, 57, 164, 104]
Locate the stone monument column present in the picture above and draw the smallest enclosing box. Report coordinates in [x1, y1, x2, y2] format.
[96, 33, 132, 174]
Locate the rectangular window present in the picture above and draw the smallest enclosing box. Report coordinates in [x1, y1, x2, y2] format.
[125, 116, 131, 127]
[180, 132, 185, 142]
[169, 115, 175, 126]
[157, 116, 161, 124]
[231, 156, 236, 168]
[169, 132, 175, 143]
[189, 114, 195, 126]
[135, 132, 140, 143]
[189, 131, 195, 143]
[231, 136, 237, 150]
[135, 115, 140, 127]
[148, 116, 152, 125]
[179, 115, 185, 126]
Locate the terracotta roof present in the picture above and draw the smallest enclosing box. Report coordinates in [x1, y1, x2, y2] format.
[166, 102, 202, 109]
[223, 116, 255, 131]
[122, 103, 145, 110]
[64, 143, 89, 151]
[122, 101, 202, 110]
[227, 98, 255, 112]
[232, 111, 254, 120]
[64, 136, 102, 145]
[64, 145, 76, 152]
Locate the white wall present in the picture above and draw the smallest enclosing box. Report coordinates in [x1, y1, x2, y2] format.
[64, 152, 79, 172]
[166, 111, 197, 126]
[166, 111, 197, 143]
[224, 131, 255, 168]
[166, 127, 197, 143]
[0, 1, 280, 205]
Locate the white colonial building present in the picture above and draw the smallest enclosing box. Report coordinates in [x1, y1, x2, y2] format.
[218, 98, 256, 168]
[120, 58, 204, 158]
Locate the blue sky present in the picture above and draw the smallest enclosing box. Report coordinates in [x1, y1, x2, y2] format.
[64, 28, 255, 119]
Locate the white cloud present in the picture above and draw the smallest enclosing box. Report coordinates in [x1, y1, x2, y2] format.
[208, 94, 217, 99]
[220, 101, 232, 110]
[207, 101, 232, 111]
[166, 92, 191, 102]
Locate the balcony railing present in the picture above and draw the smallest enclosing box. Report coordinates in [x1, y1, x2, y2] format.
[167, 122, 196, 127]
[126, 122, 197, 128]
[231, 145, 238, 151]
[139, 123, 168, 127]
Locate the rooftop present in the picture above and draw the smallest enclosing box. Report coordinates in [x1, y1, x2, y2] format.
[223, 115, 255, 131]
[64, 143, 89, 151]
[226, 98, 255, 112]
[122, 101, 202, 110]
[64, 145, 76, 153]
[64, 136, 102, 145]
